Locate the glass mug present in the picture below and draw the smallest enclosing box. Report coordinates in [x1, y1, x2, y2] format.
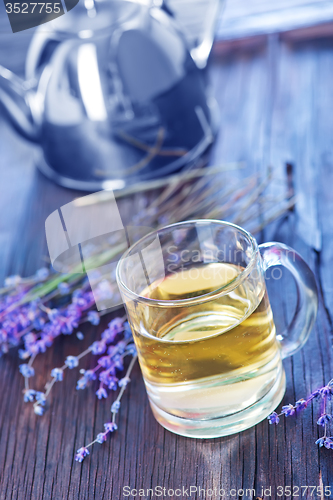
[116, 220, 318, 438]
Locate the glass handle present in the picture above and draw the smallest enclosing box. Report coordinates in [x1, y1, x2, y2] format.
[259, 242, 318, 359]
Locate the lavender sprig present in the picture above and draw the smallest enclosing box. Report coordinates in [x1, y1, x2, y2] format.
[268, 379, 333, 449]
[75, 353, 137, 463]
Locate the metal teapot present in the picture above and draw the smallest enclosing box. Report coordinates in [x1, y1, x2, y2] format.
[0, 0, 219, 191]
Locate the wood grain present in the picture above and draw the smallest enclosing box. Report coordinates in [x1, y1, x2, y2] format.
[1, 28, 333, 500]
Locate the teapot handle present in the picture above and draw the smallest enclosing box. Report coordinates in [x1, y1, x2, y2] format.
[0, 65, 39, 142]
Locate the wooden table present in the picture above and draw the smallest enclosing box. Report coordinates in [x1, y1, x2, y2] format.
[1, 23, 333, 500]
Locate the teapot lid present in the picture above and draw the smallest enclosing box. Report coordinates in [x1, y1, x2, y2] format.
[39, 0, 142, 38]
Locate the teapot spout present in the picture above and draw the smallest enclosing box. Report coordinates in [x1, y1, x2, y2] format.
[0, 65, 40, 142]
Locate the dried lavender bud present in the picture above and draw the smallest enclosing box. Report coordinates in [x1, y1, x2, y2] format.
[319, 386, 332, 399]
[108, 318, 124, 333]
[4, 275, 21, 287]
[83, 370, 96, 381]
[104, 422, 117, 432]
[324, 438, 333, 449]
[108, 377, 118, 391]
[118, 377, 130, 388]
[267, 412, 279, 424]
[35, 392, 46, 406]
[48, 309, 59, 322]
[295, 398, 308, 410]
[99, 370, 116, 385]
[75, 447, 90, 462]
[87, 311, 100, 326]
[58, 282, 70, 295]
[96, 433, 107, 444]
[35, 268, 49, 280]
[96, 387, 108, 400]
[98, 356, 113, 369]
[111, 401, 121, 414]
[123, 322, 133, 339]
[23, 389, 36, 402]
[65, 356, 79, 369]
[51, 368, 63, 381]
[127, 343, 137, 356]
[317, 414, 332, 427]
[19, 364, 35, 378]
[76, 377, 88, 390]
[281, 404, 295, 417]
[91, 340, 106, 355]
[34, 405, 44, 416]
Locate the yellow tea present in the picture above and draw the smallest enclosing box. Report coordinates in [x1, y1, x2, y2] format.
[130, 263, 282, 420]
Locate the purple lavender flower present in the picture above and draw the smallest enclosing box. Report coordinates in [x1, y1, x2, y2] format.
[76, 331, 84, 340]
[51, 368, 63, 381]
[19, 364, 35, 378]
[34, 405, 44, 416]
[317, 414, 332, 427]
[91, 340, 106, 355]
[316, 437, 325, 447]
[75, 447, 90, 462]
[111, 401, 121, 414]
[23, 389, 36, 402]
[281, 404, 295, 417]
[96, 433, 107, 444]
[295, 398, 308, 410]
[65, 356, 79, 369]
[267, 412, 280, 424]
[88, 311, 100, 326]
[96, 387, 108, 400]
[104, 422, 117, 432]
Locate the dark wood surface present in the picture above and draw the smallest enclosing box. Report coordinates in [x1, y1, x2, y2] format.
[1, 24, 333, 500]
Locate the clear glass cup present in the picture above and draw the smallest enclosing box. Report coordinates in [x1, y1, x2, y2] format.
[116, 220, 318, 438]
